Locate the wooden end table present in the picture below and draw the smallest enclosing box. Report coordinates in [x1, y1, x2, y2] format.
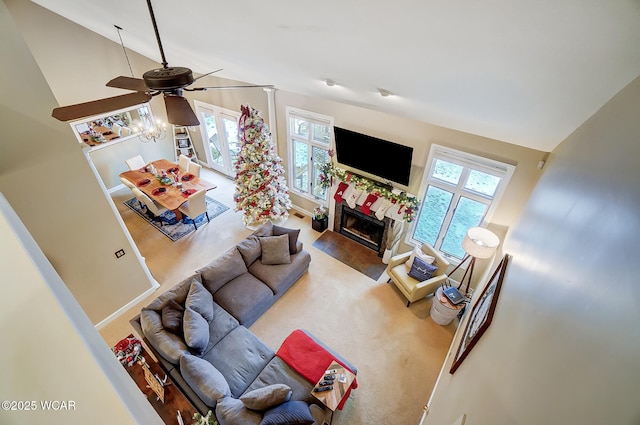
[115, 336, 198, 424]
[311, 361, 356, 424]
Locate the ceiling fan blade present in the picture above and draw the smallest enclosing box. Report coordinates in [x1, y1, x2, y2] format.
[192, 68, 223, 82]
[164, 95, 200, 126]
[184, 84, 275, 91]
[106, 76, 149, 92]
[52, 92, 152, 122]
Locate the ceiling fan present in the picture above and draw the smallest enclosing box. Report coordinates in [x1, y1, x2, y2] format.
[52, 0, 273, 126]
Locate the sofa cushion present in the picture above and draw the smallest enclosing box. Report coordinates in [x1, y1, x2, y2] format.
[203, 326, 275, 397]
[198, 248, 249, 294]
[183, 307, 210, 355]
[241, 384, 292, 411]
[161, 299, 185, 336]
[252, 221, 273, 237]
[213, 273, 275, 325]
[237, 235, 263, 266]
[216, 397, 262, 425]
[140, 309, 189, 364]
[408, 256, 438, 282]
[186, 280, 214, 322]
[245, 357, 315, 406]
[146, 273, 202, 311]
[260, 400, 314, 425]
[180, 353, 231, 406]
[248, 251, 311, 295]
[260, 235, 291, 265]
[272, 225, 300, 255]
[207, 301, 240, 347]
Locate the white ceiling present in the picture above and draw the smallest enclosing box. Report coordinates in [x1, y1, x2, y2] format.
[32, 0, 640, 152]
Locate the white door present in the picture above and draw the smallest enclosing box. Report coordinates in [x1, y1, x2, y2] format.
[194, 101, 240, 177]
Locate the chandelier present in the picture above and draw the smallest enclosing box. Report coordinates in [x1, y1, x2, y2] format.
[133, 118, 167, 143]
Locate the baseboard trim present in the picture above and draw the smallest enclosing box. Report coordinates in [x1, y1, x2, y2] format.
[94, 280, 160, 330]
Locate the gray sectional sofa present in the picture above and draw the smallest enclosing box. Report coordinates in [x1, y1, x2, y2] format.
[130, 222, 357, 424]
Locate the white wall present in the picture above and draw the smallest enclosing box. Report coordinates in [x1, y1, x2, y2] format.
[0, 194, 162, 425]
[422, 75, 640, 424]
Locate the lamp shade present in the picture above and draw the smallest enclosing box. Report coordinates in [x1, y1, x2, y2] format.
[461, 227, 500, 259]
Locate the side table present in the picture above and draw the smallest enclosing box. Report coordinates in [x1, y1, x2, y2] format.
[311, 361, 356, 424]
[430, 287, 465, 325]
[115, 335, 198, 424]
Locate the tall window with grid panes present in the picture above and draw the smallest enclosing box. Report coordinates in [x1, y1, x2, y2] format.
[286, 107, 333, 201]
[409, 145, 515, 260]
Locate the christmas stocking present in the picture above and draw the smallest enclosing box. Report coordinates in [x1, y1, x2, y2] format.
[360, 193, 379, 216]
[345, 189, 362, 209]
[333, 182, 349, 203]
[375, 199, 392, 220]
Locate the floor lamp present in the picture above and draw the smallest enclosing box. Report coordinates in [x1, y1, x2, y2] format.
[448, 227, 500, 295]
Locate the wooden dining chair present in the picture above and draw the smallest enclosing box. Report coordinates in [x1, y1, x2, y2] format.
[178, 154, 191, 173]
[178, 189, 209, 230]
[132, 187, 168, 226]
[125, 155, 146, 171]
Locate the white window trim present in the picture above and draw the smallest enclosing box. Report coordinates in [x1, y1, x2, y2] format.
[406, 144, 515, 262]
[285, 107, 334, 202]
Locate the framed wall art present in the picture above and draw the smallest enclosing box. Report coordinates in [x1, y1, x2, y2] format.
[450, 253, 511, 374]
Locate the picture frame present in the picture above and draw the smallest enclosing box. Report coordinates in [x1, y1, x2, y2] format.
[449, 253, 511, 374]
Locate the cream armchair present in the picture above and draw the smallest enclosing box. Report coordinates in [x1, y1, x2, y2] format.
[386, 244, 450, 307]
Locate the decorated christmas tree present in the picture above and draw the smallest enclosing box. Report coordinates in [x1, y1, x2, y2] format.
[233, 105, 292, 227]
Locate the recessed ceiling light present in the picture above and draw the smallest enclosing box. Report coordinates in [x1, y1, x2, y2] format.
[324, 79, 336, 87]
[378, 88, 393, 97]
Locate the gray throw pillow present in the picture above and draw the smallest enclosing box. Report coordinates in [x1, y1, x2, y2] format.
[183, 307, 210, 355]
[260, 401, 314, 425]
[180, 354, 230, 407]
[161, 299, 184, 336]
[272, 225, 300, 255]
[236, 235, 263, 266]
[197, 248, 249, 294]
[240, 384, 292, 411]
[260, 235, 291, 265]
[186, 280, 214, 322]
[216, 397, 262, 425]
[252, 221, 273, 237]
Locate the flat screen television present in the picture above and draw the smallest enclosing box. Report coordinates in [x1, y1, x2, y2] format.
[333, 127, 413, 186]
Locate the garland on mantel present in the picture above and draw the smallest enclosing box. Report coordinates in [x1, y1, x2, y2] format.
[319, 160, 419, 222]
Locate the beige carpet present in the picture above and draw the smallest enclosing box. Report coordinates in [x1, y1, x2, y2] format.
[101, 167, 459, 424]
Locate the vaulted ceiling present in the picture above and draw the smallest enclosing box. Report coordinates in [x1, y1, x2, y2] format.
[32, 0, 640, 152]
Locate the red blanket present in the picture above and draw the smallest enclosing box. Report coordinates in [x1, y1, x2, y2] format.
[276, 329, 357, 410]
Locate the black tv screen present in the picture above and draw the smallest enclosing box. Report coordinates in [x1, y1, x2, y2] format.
[333, 127, 413, 186]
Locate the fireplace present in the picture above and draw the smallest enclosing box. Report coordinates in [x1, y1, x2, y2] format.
[335, 203, 390, 256]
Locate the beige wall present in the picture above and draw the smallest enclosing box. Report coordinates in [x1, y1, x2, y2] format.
[0, 194, 161, 425]
[422, 75, 640, 424]
[1, 0, 154, 324]
[274, 90, 545, 276]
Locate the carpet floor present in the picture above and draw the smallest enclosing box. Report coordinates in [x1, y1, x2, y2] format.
[104, 167, 458, 425]
[123, 195, 229, 241]
[312, 230, 387, 280]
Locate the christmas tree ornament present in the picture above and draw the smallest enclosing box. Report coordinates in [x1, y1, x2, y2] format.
[233, 105, 292, 227]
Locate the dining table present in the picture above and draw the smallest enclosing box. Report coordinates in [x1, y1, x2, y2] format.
[120, 159, 217, 220]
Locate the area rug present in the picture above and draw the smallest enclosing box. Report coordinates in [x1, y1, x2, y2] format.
[312, 231, 387, 280]
[124, 196, 229, 241]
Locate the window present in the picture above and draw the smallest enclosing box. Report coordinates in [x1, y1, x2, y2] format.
[194, 101, 240, 177]
[286, 107, 333, 200]
[409, 145, 515, 260]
